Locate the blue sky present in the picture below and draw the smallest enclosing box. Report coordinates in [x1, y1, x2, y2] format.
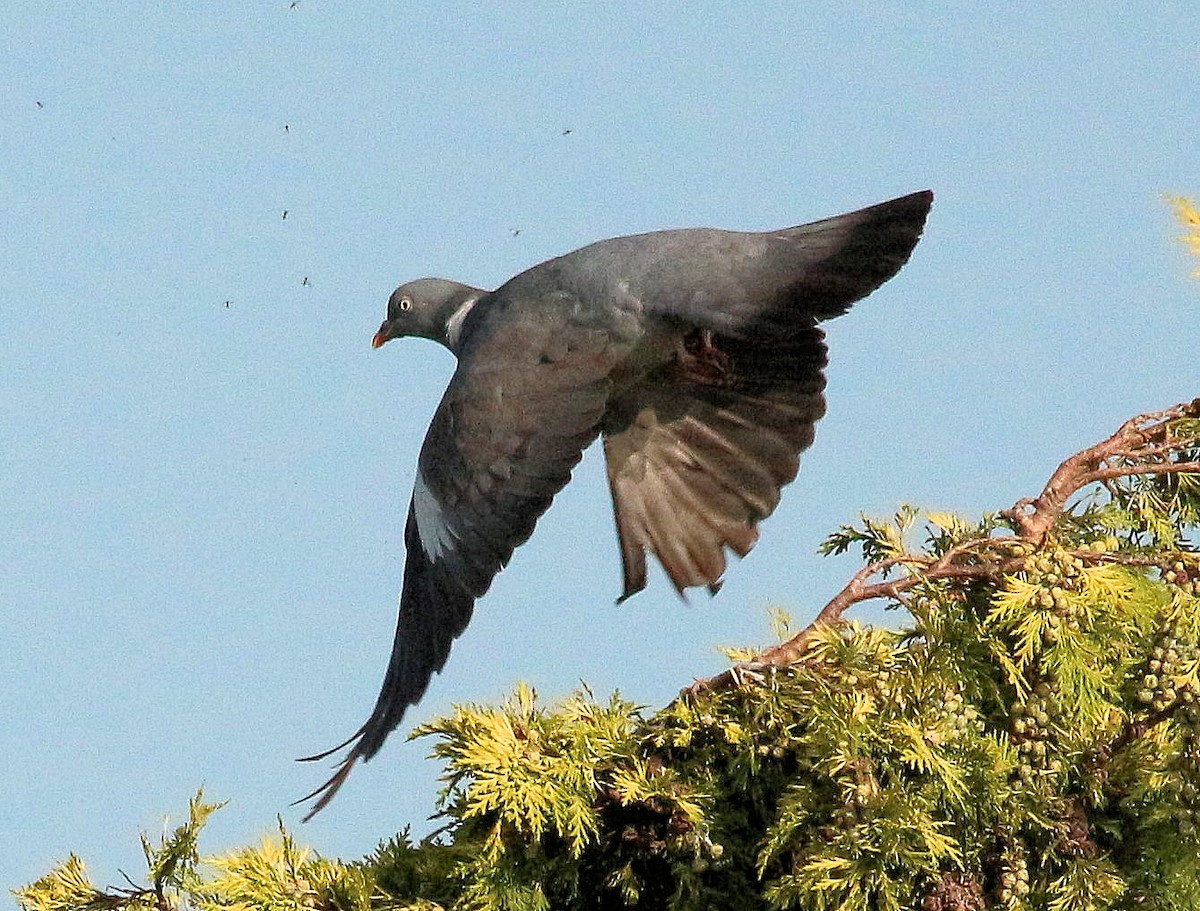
[3, 1, 1197, 898]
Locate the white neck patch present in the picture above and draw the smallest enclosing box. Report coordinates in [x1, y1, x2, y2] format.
[444, 295, 480, 351]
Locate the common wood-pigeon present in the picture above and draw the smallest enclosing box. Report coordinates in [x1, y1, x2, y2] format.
[300, 189, 934, 816]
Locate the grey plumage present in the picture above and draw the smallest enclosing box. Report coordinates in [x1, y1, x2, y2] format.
[299, 189, 933, 817]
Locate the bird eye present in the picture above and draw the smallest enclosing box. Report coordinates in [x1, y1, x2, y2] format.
[399, 297, 413, 312]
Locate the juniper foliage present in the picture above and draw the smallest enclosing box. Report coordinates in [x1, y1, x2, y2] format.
[16, 395, 1200, 911]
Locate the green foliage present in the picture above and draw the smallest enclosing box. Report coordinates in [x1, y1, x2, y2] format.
[1168, 195, 1200, 277]
[820, 504, 920, 565]
[195, 820, 376, 911]
[16, 791, 224, 911]
[16, 406, 1200, 910]
[413, 683, 709, 910]
[13, 855, 130, 911]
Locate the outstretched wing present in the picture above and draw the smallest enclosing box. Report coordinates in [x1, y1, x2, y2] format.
[600, 190, 931, 597]
[761, 188, 934, 324]
[603, 328, 828, 600]
[300, 289, 633, 817]
[602, 189, 933, 340]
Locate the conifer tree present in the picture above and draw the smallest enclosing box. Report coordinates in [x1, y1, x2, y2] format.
[16, 200, 1200, 911]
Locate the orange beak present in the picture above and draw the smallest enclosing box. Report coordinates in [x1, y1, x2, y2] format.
[372, 325, 389, 349]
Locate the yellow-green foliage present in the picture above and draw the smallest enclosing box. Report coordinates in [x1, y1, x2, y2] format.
[196, 825, 374, 911]
[414, 683, 709, 910]
[17, 792, 224, 911]
[16, 407, 1200, 911]
[14, 855, 129, 911]
[1168, 195, 1200, 276]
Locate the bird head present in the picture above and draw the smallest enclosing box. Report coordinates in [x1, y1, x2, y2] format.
[373, 278, 486, 352]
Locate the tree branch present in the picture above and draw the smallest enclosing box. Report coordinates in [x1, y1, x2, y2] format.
[686, 397, 1200, 698]
[1004, 399, 1200, 541]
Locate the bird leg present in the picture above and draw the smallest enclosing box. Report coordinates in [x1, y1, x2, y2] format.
[677, 328, 732, 385]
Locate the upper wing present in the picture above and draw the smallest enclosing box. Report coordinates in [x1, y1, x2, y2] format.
[571, 189, 932, 341]
[761, 188, 934, 323]
[300, 290, 633, 817]
[602, 328, 828, 601]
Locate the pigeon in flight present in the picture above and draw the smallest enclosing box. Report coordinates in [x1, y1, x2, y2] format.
[300, 189, 933, 816]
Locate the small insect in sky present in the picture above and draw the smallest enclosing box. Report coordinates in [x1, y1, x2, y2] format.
[282, 210, 289, 220]
[224, 300, 231, 309]
[561, 128, 572, 136]
[509, 228, 521, 237]
[302, 276, 310, 287]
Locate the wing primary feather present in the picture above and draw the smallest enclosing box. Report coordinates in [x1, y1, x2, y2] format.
[299, 286, 628, 818]
[297, 504, 475, 817]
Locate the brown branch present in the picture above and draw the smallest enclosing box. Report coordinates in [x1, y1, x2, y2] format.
[688, 552, 1026, 696]
[1004, 399, 1200, 541]
[685, 396, 1200, 699]
[1066, 549, 1199, 574]
[1083, 461, 1200, 484]
[1106, 442, 1194, 460]
[1107, 704, 1179, 756]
